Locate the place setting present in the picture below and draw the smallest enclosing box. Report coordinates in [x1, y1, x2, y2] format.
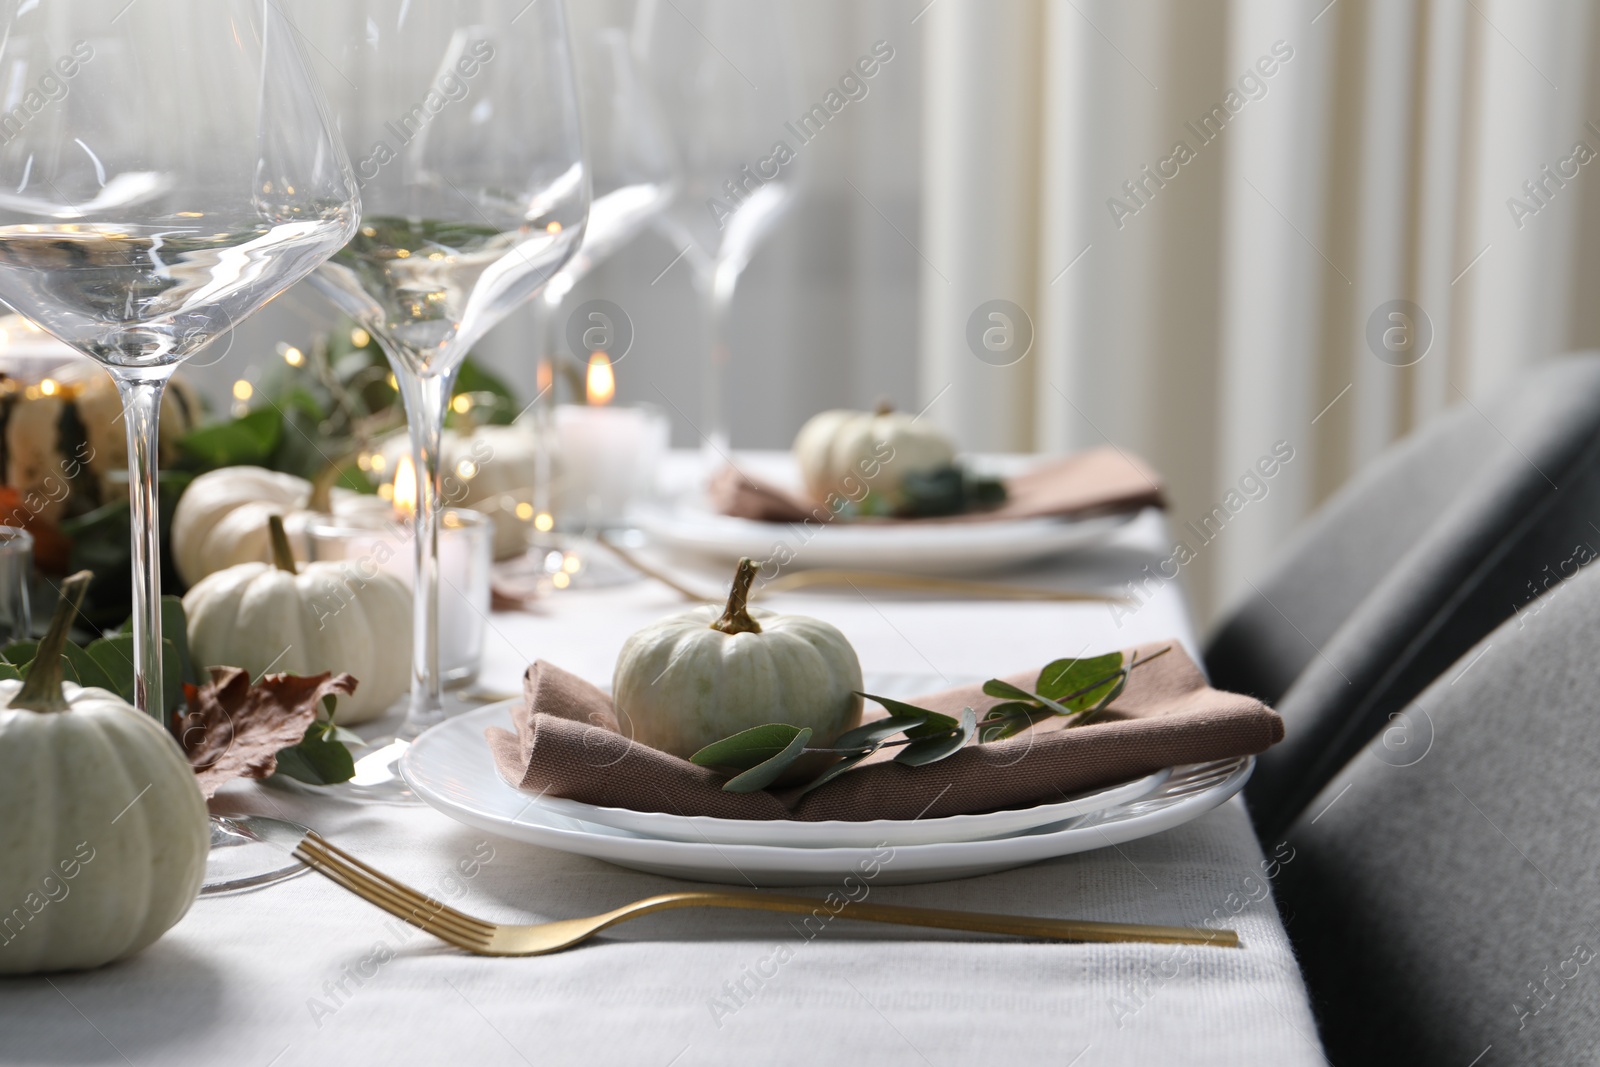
[0, 1, 1330, 1063]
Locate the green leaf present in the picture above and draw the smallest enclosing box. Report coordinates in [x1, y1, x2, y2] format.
[858, 692, 946, 723]
[161, 596, 200, 686]
[831, 714, 928, 753]
[1036, 652, 1126, 713]
[63, 641, 120, 693]
[722, 728, 812, 793]
[976, 701, 1045, 742]
[895, 708, 977, 767]
[793, 750, 872, 798]
[903, 709, 960, 739]
[690, 723, 809, 772]
[0, 640, 38, 666]
[273, 727, 358, 786]
[82, 634, 136, 703]
[0, 661, 21, 682]
[449, 359, 519, 426]
[177, 407, 283, 468]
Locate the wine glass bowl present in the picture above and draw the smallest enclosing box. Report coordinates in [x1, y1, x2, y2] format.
[296, 1, 589, 734]
[0, 0, 359, 713]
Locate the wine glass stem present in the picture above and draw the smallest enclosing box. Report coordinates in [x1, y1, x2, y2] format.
[531, 293, 558, 530]
[397, 369, 456, 732]
[114, 373, 171, 718]
[703, 264, 738, 463]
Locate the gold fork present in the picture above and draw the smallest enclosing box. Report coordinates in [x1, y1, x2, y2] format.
[292, 832, 1239, 955]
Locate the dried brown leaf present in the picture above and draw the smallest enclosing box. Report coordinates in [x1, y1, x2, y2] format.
[173, 666, 358, 798]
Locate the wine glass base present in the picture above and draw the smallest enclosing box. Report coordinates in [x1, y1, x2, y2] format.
[201, 815, 312, 896]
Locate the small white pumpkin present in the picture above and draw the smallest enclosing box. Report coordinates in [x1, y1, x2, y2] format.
[183, 516, 412, 725]
[612, 558, 863, 760]
[0, 572, 209, 975]
[379, 423, 541, 560]
[793, 402, 956, 504]
[171, 466, 384, 586]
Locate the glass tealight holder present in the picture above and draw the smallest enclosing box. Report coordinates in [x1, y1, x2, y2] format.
[305, 508, 492, 689]
[0, 527, 31, 644]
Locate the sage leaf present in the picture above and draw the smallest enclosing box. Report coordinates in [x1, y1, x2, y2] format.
[793, 750, 873, 798]
[690, 723, 808, 771]
[832, 714, 927, 752]
[895, 707, 977, 767]
[723, 727, 812, 793]
[1037, 652, 1125, 712]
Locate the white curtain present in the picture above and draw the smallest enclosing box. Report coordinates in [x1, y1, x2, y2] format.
[925, 0, 1600, 621]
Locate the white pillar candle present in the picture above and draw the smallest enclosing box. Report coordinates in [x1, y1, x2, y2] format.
[553, 403, 668, 529]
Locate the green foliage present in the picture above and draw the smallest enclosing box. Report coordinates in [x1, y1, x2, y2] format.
[689, 647, 1173, 797]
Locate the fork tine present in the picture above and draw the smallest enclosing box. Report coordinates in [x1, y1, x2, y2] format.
[294, 839, 493, 949]
[302, 832, 495, 936]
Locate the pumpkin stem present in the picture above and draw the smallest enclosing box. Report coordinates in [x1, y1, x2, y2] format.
[874, 399, 894, 416]
[710, 557, 763, 635]
[12, 570, 92, 713]
[307, 452, 357, 513]
[267, 515, 298, 574]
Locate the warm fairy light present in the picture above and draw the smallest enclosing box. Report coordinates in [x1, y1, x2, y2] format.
[514, 502, 534, 521]
[281, 345, 305, 367]
[536, 358, 553, 396]
[377, 483, 394, 501]
[534, 512, 554, 533]
[551, 571, 570, 589]
[395, 248, 411, 259]
[38, 378, 58, 397]
[586, 352, 615, 406]
[455, 459, 477, 480]
[561, 553, 581, 574]
[392, 454, 417, 519]
[386, 372, 398, 390]
[451, 394, 472, 414]
[356, 452, 372, 472]
[545, 221, 562, 234]
[232, 380, 253, 401]
[370, 451, 387, 473]
[350, 327, 370, 348]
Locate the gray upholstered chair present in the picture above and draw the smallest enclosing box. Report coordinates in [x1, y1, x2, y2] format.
[1274, 557, 1600, 1065]
[1205, 353, 1600, 839]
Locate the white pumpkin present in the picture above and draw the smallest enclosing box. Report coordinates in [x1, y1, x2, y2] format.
[0, 572, 209, 975]
[380, 424, 541, 560]
[182, 516, 412, 725]
[793, 403, 956, 504]
[171, 466, 385, 586]
[612, 558, 863, 760]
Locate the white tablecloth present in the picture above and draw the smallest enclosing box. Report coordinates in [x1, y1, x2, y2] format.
[0, 500, 1327, 1066]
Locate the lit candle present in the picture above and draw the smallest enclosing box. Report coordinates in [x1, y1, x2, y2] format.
[552, 353, 668, 528]
[304, 456, 493, 688]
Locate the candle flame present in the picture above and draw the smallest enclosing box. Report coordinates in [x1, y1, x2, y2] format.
[586, 352, 615, 406]
[393, 454, 417, 519]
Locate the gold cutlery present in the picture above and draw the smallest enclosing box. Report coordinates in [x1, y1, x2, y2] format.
[292, 832, 1238, 955]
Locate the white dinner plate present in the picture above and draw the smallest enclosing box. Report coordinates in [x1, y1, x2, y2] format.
[529, 767, 1172, 848]
[401, 702, 1254, 886]
[632, 503, 1137, 576]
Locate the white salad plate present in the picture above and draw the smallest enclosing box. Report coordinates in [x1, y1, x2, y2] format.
[401, 701, 1254, 887]
[632, 504, 1136, 576]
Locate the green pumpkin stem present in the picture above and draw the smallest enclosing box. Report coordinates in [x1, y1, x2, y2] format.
[267, 515, 298, 574]
[710, 557, 763, 636]
[12, 570, 92, 713]
[874, 399, 894, 416]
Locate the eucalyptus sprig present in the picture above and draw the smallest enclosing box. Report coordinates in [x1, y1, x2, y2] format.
[689, 646, 1172, 795]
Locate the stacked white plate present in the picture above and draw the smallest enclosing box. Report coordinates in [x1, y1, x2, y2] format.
[401, 676, 1253, 887]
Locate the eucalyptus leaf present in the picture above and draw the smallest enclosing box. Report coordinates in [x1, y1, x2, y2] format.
[723, 727, 812, 793]
[62, 641, 119, 693]
[832, 714, 928, 753]
[857, 692, 941, 722]
[980, 677, 1074, 717]
[793, 750, 872, 798]
[1036, 652, 1126, 712]
[903, 709, 960, 739]
[690, 723, 809, 772]
[161, 596, 200, 686]
[273, 729, 357, 785]
[976, 701, 1044, 742]
[895, 707, 977, 767]
[0, 661, 21, 682]
[0, 640, 38, 666]
[177, 407, 282, 468]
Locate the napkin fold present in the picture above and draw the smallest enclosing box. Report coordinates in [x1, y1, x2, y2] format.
[708, 446, 1167, 525]
[486, 641, 1282, 823]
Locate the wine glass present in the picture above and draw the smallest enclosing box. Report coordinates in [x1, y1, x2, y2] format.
[0, 0, 361, 891]
[296, 2, 587, 756]
[514, 0, 677, 590]
[639, 0, 801, 459]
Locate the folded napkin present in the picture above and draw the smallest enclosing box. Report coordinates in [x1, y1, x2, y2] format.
[708, 446, 1167, 525]
[487, 641, 1282, 823]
